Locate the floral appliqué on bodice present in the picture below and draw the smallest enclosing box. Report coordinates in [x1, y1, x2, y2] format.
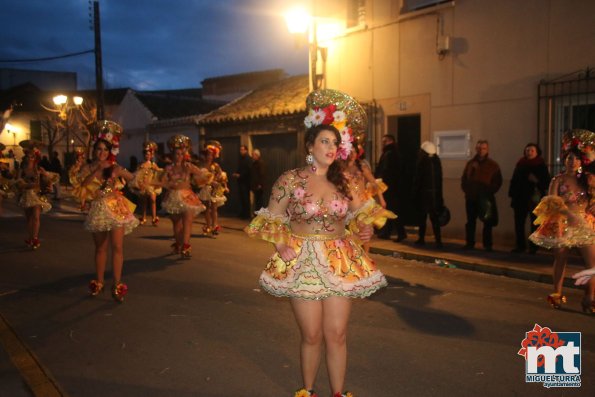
[273, 169, 349, 233]
[556, 174, 588, 209]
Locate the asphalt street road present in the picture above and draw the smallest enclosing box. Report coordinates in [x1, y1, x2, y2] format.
[0, 207, 593, 396]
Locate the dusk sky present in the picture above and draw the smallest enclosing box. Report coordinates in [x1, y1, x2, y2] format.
[0, 0, 309, 91]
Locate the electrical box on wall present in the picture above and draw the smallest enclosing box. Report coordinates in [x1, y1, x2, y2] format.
[437, 35, 450, 54]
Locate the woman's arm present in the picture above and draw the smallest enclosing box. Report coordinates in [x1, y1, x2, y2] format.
[362, 163, 386, 208]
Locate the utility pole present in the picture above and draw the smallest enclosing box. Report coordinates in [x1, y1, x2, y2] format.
[93, 0, 105, 120]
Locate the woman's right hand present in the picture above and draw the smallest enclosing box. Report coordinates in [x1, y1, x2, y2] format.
[572, 268, 595, 285]
[275, 243, 297, 262]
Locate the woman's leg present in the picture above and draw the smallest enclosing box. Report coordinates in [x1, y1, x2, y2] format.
[579, 245, 595, 301]
[203, 203, 212, 230]
[24, 207, 34, 240]
[31, 206, 40, 239]
[140, 196, 147, 221]
[109, 227, 125, 284]
[150, 193, 157, 221]
[171, 215, 183, 246]
[552, 248, 569, 294]
[322, 297, 352, 394]
[291, 298, 324, 390]
[182, 210, 194, 246]
[92, 232, 109, 283]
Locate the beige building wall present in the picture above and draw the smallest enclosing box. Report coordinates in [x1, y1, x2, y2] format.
[321, 0, 595, 246]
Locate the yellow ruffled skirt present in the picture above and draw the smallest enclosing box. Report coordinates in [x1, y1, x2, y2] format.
[85, 193, 139, 234]
[18, 189, 51, 213]
[528, 195, 595, 249]
[162, 188, 206, 215]
[259, 233, 387, 300]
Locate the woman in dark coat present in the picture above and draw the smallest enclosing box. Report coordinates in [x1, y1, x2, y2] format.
[508, 143, 550, 253]
[413, 141, 444, 247]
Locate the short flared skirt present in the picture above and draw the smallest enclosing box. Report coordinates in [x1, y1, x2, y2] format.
[162, 188, 206, 215]
[85, 194, 139, 234]
[259, 234, 387, 300]
[529, 212, 595, 249]
[18, 189, 51, 213]
[198, 186, 227, 208]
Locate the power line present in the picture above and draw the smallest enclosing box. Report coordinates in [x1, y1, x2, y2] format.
[0, 49, 94, 63]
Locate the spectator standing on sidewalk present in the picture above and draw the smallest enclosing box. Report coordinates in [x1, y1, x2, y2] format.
[374, 134, 406, 240]
[413, 141, 444, 248]
[508, 143, 550, 254]
[461, 140, 502, 251]
[250, 148, 265, 214]
[232, 145, 252, 219]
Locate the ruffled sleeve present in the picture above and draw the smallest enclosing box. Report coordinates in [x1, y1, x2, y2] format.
[244, 207, 291, 245]
[71, 165, 100, 204]
[532, 195, 568, 225]
[346, 199, 397, 240]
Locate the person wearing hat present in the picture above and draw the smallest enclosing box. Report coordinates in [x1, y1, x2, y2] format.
[131, 141, 163, 226]
[160, 134, 210, 257]
[412, 141, 444, 247]
[79, 121, 139, 303]
[15, 140, 57, 249]
[246, 89, 393, 397]
[529, 129, 595, 314]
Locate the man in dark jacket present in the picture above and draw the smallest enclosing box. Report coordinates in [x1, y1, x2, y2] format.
[413, 141, 443, 247]
[375, 134, 406, 240]
[250, 149, 265, 214]
[461, 140, 502, 251]
[232, 145, 252, 219]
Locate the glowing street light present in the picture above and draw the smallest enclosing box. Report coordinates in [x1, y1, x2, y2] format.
[52, 95, 84, 121]
[284, 6, 327, 91]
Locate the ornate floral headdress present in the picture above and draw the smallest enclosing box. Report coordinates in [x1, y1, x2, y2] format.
[561, 129, 595, 166]
[95, 120, 122, 163]
[304, 89, 367, 160]
[167, 134, 191, 152]
[205, 140, 222, 158]
[143, 140, 158, 154]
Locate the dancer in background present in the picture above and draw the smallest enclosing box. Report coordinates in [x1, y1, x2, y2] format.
[79, 121, 139, 303]
[16, 140, 57, 249]
[132, 141, 163, 226]
[198, 141, 228, 236]
[246, 89, 393, 397]
[160, 135, 209, 258]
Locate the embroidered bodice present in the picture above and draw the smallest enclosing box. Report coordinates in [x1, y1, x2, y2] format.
[166, 164, 192, 185]
[272, 168, 349, 234]
[138, 160, 159, 171]
[553, 173, 588, 210]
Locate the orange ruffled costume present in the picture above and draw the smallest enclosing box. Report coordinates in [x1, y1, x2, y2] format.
[529, 195, 595, 249]
[245, 201, 393, 300]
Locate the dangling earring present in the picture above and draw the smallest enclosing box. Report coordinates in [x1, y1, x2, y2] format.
[577, 166, 583, 176]
[306, 153, 316, 172]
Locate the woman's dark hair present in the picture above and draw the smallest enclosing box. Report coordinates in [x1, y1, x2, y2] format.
[563, 147, 589, 191]
[524, 142, 542, 157]
[93, 138, 114, 180]
[305, 124, 351, 199]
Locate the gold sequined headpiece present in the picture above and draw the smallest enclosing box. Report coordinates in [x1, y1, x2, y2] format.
[304, 89, 367, 160]
[143, 140, 158, 153]
[167, 134, 191, 153]
[205, 140, 222, 158]
[561, 129, 595, 166]
[94, 120, 123, 162]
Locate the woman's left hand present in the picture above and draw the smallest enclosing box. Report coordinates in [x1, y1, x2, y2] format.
[357, 224, 373, 243]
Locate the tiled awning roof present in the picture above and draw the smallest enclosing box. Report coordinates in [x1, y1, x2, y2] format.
[198, 74, 308, 125]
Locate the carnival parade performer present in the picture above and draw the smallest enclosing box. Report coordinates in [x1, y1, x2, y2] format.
[160, 134, 209, 258]
[69, 147, 93, 211]
[340, 140, 392, 253]
[198, 141, 228, 236]
[0, 143, 16, 216]
[79, 120, 139, 303]
[131, 140, 163, 226]
[245, 89, 394, 397]
[16, 140, 58, 249]
[529, 129, 595, 314]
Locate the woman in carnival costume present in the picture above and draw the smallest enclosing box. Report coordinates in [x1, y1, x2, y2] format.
[131, 140, 163, 226]
[340, 140, 392, 253]
[160, 134, 209, 258]
[245, 89, 394, 397]
[79, 120, 139, 303]
[529, 129, 595, 313]
[69, 147, 92, 211]
[16, 140, 58, 249]
[198, 141, 228, 236]
[0, 142, 16, 216]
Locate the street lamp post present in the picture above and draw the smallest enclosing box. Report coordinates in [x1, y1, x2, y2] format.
[52, 95, 84, 154]
[285, 7, 327, 92]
